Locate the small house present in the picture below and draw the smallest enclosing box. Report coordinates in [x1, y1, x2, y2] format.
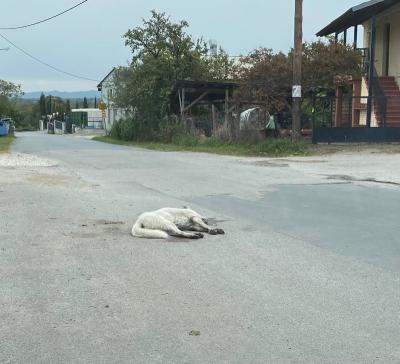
[316, 0, 400, 141]
[97, 68, 126, 129]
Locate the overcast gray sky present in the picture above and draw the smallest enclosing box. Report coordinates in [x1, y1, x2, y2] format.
[0, 0, 361, 92]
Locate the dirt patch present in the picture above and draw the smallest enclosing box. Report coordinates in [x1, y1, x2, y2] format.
[26, 173, 74, 187]
[64, 220, 129, 240]
[253, 161, 289, 168]
[94, 219, 126, 226]
[312, 143, 400, 156]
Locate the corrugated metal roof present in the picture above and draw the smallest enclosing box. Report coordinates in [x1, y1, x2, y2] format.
[316, 0, 400, 36]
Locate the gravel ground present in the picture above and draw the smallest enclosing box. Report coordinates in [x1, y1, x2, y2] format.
[0, 152, 57, 167]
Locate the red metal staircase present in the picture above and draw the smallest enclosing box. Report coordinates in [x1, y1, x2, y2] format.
[376, 77, 400, 127]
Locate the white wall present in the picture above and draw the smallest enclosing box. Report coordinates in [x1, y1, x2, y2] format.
[100, 71, 126, 130]
[363, 3, 400, 86]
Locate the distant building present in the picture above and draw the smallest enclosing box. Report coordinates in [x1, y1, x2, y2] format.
[97, 68, 126, 129]
[70, 108, 103, 129]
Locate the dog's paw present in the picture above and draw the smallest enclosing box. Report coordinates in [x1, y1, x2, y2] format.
[209, 228, 225, 235]
[191, 232, 204, 239]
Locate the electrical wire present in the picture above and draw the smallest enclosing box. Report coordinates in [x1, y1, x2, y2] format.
[0, 32, 99, 82]
[0, 0, 88, 30]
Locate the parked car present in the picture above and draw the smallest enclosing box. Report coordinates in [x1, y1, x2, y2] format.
[0, 118, 11, 136]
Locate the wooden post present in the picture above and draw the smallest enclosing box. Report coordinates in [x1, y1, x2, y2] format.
[292, 0, 303, 141]
[212, 104, 216, 136]
[366, 15, 376, 128]
[352, 78, 362, 127]
[224, 88, 231, 138]
[335, 87, 343, 127]
[353, 25, 358, 50]
[235, 105, 240, 140]
[343, 29, 347, 44]
[224, 88, 229, 125]
[181, 87, 186, 130]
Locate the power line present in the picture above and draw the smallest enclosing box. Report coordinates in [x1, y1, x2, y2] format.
[0, 33, 99, 82]
[0, 0, 88, 30]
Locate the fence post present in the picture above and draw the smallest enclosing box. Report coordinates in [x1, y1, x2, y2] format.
[383, 96, 387, 127]
[211, 104, 216, 136]
[366, 15, 377, 128]
[312, 94, 316, 143]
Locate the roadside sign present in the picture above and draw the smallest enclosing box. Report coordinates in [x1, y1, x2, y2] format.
[292, 85, 302, 98]
[98, 101, 107, 111]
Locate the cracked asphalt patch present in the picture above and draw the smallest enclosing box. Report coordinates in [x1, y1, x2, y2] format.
[327, 174, 400, 186]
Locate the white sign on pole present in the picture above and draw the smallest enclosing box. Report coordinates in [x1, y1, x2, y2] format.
[292, 85, 302, 98]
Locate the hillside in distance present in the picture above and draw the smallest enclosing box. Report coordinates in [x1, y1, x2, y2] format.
[21, 90, 101, 100]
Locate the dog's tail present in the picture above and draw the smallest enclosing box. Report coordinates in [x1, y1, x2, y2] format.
[132, 226, 169, 239]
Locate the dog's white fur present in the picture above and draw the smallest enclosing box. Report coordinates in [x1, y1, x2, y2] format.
[132, 207, 224, 239]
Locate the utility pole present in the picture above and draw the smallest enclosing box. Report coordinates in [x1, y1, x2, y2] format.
[292, 0, 303, 142]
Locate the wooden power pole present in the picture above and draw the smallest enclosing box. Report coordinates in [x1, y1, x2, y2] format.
[292, 0, 303, 142]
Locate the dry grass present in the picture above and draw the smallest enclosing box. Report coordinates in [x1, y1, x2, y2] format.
[0, 136, 15, 153]
[94, 136, 311, 157]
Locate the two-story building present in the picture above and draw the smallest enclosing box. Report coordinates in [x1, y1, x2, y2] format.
[316, 0, 400, 141]
[97, 68, 126, 129]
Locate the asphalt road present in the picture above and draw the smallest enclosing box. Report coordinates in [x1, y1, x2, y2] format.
[1, 132, 399, 363]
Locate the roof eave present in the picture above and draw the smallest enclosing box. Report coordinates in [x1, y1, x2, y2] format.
[315, 0, 398, 37]
[316, 9, 354, 36]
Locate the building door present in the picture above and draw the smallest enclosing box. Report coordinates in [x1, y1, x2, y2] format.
[383, 23, 391, 76]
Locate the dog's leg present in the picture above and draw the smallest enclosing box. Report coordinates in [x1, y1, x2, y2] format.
[161, 220, 204, 239]
[191, 217, 225, 235]
[167, 224, 204, 239]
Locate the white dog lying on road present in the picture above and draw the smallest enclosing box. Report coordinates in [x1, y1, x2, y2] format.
[132, 207, 225, 239]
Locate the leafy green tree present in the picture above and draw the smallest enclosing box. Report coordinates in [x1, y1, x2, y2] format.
[206, 47, 237, 80]
[236, 40, 362, 112]
[75, 100, 79, 109]
[66, 99, 71, 113]
[113, 11, 235, 140]
[12, 99, 40, 131]
[0, 79, 22, 97]
[0, 79, 23, 123]
[46, 95, 53, 114]
[83, 97, 88, 108]
[39, 93, 46, 116]
[0, 96, 14, 118]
